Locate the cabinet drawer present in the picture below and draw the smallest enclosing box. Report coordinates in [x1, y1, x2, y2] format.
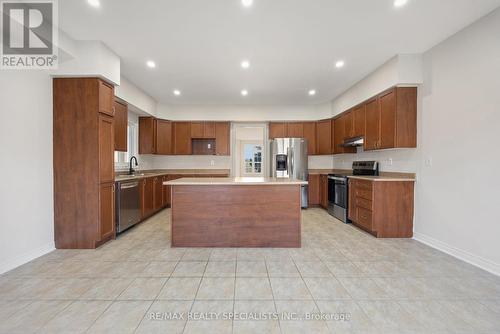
[356, 197, 372, 211]
[357, 207, 373, 230]
[356, 180, 372, 191]
[355, 188, 373, 201]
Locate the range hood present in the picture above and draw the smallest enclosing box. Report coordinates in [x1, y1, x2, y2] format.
[342, 136, 364, 147]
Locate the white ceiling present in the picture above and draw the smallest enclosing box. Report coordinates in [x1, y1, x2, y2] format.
[59, 0, 500, 105]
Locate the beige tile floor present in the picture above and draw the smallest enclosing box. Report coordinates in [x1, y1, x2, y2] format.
[1, 208, 500, 333]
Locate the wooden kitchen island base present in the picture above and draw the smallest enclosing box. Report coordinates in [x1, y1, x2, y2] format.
[166, 178, 306, 247]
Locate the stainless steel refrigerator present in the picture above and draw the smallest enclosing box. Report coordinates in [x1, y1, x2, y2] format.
[270, 138, 309, 208]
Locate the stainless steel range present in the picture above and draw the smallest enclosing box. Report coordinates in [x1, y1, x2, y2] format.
[328, 161, 379, 223]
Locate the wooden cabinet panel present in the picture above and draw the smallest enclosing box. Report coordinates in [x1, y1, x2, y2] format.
[153, 176, 163, 211]
[320, 174, 329, 209]
[215, 122, 230, 156]
[308, 174, 320, 206]
[156, 119, 172, 155]
[269, 122, 286, 139]
[344, 111, 354, 139]
[173, 122, 192, 155]
[357, 207, 373, 230]
[54, 78, 116, 249]
[141, 177, 155, 218]
[364, 98, 380, 151]
[352, 105, 366, 138]
[98, 114, 114, 183]
[191, 122, 204, 139]
[316, 120, 332, 155]
[303, 122, 316, 155]
[348, 180, 357, 221]
[333, 116, 344, 154]
[99, 182, 115, 242]
[287, 122, 304, 138]
[204, 122, 216, 138]
[162, 175, 170, 207]
[114, 99, 128, 152]
[379, 89, 396, 149]
[395, 87, 417, 148]
[139, 117, 156, 154]
[99, 81, 114, 116]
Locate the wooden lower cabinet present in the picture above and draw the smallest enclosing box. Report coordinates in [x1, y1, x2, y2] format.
[348, 179, 414, 238]
[153, 176, 163, 211]
[99, 182, 115, 244]
[308, 174, 320, 206]
[141, 177, 155, 218]
[320, 174, 329, 209]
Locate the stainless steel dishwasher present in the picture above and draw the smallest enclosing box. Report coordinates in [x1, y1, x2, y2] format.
[115, 180, 141, 233]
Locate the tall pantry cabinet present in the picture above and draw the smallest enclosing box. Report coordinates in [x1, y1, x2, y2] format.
[53, 78, 116, 249]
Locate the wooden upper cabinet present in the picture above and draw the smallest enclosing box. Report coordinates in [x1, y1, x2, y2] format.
[394, 87, 417, 148]
[98, 114, 114, 183]
[316, 120, 332, 155]
[114, 99, 128, 152]
[364, 87, 417, 151]
[204, 122, 216, 138]
[99, 182, 115, 242]
[286, 122, 304, 138]
[379, 89, 396, 149]
[269, 122, 286, 139]
[173, 122, 192, 155]
[139, 117, 156, 154]
[190, 122, 204, 138]
[352, 104, 366, 138]
[303, 122, 316, 155]
[215, 122, 230, 156]
[98, 81, 114, 116]
[364, 97, 381, 151]
[156, 119, 172, 155]
[344, 111, 354, 139]
[333, 116, 345, 154]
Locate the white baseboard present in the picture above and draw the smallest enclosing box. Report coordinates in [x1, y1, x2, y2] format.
[0, 242, 55, 275]
[413, 232, 500, 277]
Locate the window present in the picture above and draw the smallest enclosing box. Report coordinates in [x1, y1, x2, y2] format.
[115, 121, 138, 169]
[240, 141, 263, 176]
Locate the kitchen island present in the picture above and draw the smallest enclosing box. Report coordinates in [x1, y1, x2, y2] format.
[164, 177, 307, 248]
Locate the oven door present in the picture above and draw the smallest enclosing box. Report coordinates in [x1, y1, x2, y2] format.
[328, 176, 348, 209]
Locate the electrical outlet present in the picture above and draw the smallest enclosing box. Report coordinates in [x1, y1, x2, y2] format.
[210, 160, 215, 166]
[388, 158, 393, 166]
[425, 158, 432, 167]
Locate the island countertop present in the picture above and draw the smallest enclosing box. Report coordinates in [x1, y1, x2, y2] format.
[164, 177, 308, 186]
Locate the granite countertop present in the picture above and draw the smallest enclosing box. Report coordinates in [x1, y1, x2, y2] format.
[115, 169, 230, 182]
[164, 177, 308, 186]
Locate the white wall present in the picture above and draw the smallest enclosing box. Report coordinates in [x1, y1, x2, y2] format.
[329, 8, 500, 275]
[413, 8, 500, 274]
[331, 54, 423, 116]
[158, 103, 332, 121]
[0, 71, 55, 273]
[115, 77, 157, 117]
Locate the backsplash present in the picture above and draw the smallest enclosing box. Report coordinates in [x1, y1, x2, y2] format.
[332, 147, 418, 173]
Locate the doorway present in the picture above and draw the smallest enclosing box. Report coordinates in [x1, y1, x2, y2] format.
[232, 123, 267, 177]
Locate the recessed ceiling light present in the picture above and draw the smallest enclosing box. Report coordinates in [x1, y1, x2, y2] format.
[241, 0, 253, 8]
[173, 90, 181, 96]
[308, 90, 317, 96]
[240, 60, 250, 69]
[394, 0, 408, 7]
[146, 60, 156, 68]
[335, 60, 345, 68]
[241, 90, 249, 96]
[87, 0, 100, 8]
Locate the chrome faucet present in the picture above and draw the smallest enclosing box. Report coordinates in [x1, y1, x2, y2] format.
[129, 156, 138, 175]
